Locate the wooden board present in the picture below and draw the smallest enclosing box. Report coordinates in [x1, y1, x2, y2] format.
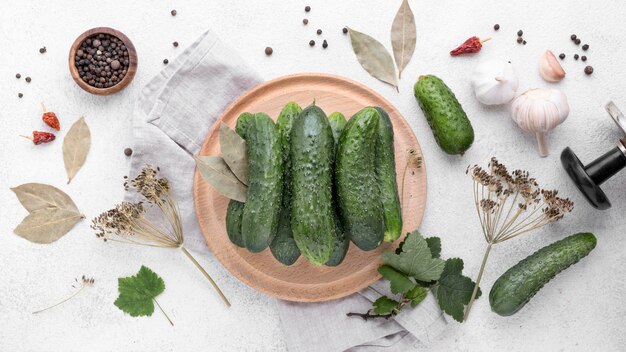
[193, 73, 427, 302]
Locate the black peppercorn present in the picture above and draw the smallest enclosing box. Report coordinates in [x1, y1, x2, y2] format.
[173, 41, 179, 47]
[574, 38, 581, 45]
[305, 5, 310, 12]
[265, 47, 273, 55]
[303, 19, 308, 25]
[39, 46, 46, 54]
[581, 55, 587, 61]
[494, 24, 500, 30]
[163, 59, 169, 64]
[516, 37, 523, 44]
[15, 73, 21, 79]
[322, 40, 328, 49]
[523, 40, 527, 45]
[517, 30, 523, 37]
[571, 34, 577, 40]
[574, 54, 579, 60]
[584, 66, 593, 75]
[18, 93, 23, 98]
[343, 27, 348, 34]
[25, 76, 31, 83]
[74, 33, 130, 89]
[124, 148, 133, 156]
[309, 40, 315, 46]
[317, 29, 322, 35]
[171, 9, 177, 16]
[582, 44, 589, 51]
[559, 53, 565, 59]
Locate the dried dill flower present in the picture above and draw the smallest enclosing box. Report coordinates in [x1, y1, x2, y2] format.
[33, 275, 95, 314]
[463, 157, 573, 321]
[401, 148, 423, 208]
[92, 165, 230, 307]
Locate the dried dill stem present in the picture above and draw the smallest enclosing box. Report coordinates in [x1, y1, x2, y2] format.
[401, 148, 422, 209]
[33, 275, 94, 314]
[463, 157, 573, 321]
[92, 165, 231, 307]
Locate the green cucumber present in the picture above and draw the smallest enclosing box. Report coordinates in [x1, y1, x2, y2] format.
[336, 107, 384, 251]
[225, 200, 245, 247]
[326, 112, 349, 267]
[413, 75, 474, 155]
[373, 107, 402, 242]
[290, 105, 338, 265]
[489, 232, 597, 316]
[328, 112, 347, 146]
[270, 102, 302, 265]
[235, 112, 283, 253]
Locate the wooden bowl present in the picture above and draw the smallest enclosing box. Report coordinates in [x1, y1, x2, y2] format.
[68, 27, 137, 95]
[194, 73, 427, 302]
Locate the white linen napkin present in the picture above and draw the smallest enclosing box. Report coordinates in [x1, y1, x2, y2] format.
[127, 28, 447, 352]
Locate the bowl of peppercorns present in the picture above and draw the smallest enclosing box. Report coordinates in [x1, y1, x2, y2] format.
[69, 27, 137, 95]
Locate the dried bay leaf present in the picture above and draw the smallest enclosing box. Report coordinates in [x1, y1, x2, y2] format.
[347, 27, 398, 90]
[194, 155, 247, 202]
[11, 183, 79, 213]
[63, 117, 91, 184]
[391, 0, 416, 79]
[14, 208, 84, 244]
[219, 123, 248, 185]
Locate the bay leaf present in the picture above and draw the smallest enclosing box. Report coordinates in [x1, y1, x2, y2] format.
[11, 183, 79, 213]
[219, 123, 248, 185]
[194, 155, 247, 202]
[391, 0, 416, 79]
[14, 208, 84, 244]
[63, 117, 91, 184]
[347, 27, 398, 90]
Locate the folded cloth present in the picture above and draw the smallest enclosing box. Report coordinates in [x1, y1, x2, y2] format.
[127, 28, 447, 352]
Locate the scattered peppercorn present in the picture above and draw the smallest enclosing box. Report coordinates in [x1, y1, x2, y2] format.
[581, 55, 587, 61]
[523, 40, 527, 45]
[124, 148, 133, 157]
[303, 19, 308, 25]
[574, 38, 581, 45]
[584, 66, 593, 75]
[173, 41, 179, 47]
[39, 46, 47, 54]
[25, 76, 31, 83]
[15, 73, 21, 79]
[18, 93, 23, 98]
[559, 53, 565, 59]
[494, 24, 500, 30]
[516, 37, 523, 44]
[574, 54, 579, 60]
[317, 29, 322, 35]
[171, 9, 177, 16]
[163, 59, 169, 64]
[570, 34, 577, 40]
[75, 33, 130, 89]
[582, 44, 589, 51]
[305, 5, 311, 12]
[343, 27, 348, 34]
[309, 40, 315, 46]
[517, 30, 523, 37]
[322, 40, 328, 49]
[265, 47, 273, 55]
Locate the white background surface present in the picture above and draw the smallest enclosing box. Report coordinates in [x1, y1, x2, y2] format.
[1, 1, 626, 351]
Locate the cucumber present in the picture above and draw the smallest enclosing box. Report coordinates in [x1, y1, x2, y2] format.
[290, 105, 338, 265]
[328, 112, 347, 146]
[489, 232, 597, 316]
[235, 112, 283, 253]
[373, 107, 402, 242]
[270, 102, 302, 265]
[413, 75, 474, 155]
[225, 200, 245, 247]
[326, 111, 349, 267]
[336, 107, 384, 251]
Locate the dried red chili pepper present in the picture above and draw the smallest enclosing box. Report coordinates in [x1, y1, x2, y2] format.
[42, 112, 60, 130]
[450, 36, 491, 56]
[21, 131, 56, 145]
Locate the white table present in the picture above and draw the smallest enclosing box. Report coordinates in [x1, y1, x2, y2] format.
[1, 1, 625, 351]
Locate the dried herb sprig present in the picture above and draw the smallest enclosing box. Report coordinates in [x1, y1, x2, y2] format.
[33, 275, 94, 314]
[463, 157, 573, 321]
[92, 165, 230, 307]
[401, 148, 422, 209]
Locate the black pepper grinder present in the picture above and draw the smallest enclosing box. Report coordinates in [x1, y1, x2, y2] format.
[561, 101, 626, 210]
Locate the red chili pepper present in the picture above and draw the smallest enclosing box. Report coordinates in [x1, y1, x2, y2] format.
[450, 36, 491, 56]
[42, 112, 60, 131]
[21, 131, 56, 145]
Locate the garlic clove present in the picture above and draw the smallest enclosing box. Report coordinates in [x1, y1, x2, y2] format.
[539, 50, 566, 83]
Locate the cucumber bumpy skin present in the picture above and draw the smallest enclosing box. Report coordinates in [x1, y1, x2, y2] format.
[235, 112, 283, 253]
[373, 107, 402, 242]
[225, 200, 245, 247]
[489, 232, 597, 316]
[290, 105, 338, 264]
[413, 75, 474, 155]
[336, 107, 384, 251]
[326, 112, 349, 267]
[270, 102, 302, 265]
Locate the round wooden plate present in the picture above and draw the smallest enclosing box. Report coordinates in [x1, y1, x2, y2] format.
[193, 73, 427, 302]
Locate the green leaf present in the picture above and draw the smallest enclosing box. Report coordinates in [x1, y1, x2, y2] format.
[382, 231, 445, 282]
[114, 266, 165, 317]
[378, 265, 415, 295]
[425, 237, 441, 258]
[373, 296, 399, 315]
[407, 286, 428, 307]
[433, 258, 481, 322]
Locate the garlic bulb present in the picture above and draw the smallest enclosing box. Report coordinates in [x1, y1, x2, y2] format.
[471, 60, 519, 105]
[510, 88, 569, 157]
[539, 50, 566, 82]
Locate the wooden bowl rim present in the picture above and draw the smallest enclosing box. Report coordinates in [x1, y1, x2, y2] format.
[193, 72, 428, 302]
[68, 27, 137, 96]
